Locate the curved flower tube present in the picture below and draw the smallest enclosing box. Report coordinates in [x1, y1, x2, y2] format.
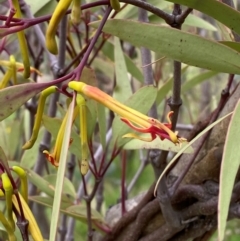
[43, 104, 79, 167]
[68, 81, 187, 145]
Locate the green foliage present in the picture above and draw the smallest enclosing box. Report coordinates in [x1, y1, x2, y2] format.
[0, 0, 240, 240]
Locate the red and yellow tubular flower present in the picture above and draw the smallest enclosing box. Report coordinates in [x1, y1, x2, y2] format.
[68, 81, 186, 145]
[43, 104, 78, 167]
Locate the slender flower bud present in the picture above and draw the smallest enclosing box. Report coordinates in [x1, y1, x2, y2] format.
[12, 0, 30, 78]
[1, 173, 15, 230]
[22, 86, 57, 150]
[110, 0, 121, 11]
[43, 104, 79, 166]
[76, 94, 89, 175]
[46, 0, 72, 54]
[71, 0, 82, 25]
[12, 166, 28, 203]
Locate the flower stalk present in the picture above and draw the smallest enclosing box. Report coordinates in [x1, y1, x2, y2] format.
[12, 0, 30, 78]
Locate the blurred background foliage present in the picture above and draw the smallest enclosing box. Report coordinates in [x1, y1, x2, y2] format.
[0, 0, 240, 240]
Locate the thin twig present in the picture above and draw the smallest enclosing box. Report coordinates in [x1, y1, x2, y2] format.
[65, 129, 112, 241]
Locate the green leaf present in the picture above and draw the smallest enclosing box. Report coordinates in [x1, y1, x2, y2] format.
[218, 100, 240, 241]
[30, 196, 71, 210]
[112, 85, 157, 147]
[183, 13, 217, 31]
[49, 98, 75, 241]
[165, 0, 240, 36]
[101, 41, 143, 82]
[0, 83, 52, 121]
[24, 0, 52, 15]
[92, 57, 114, 80]
[182, 71, 218, 93]
[123, 136, 193, 153]
[154, 112, 233, 195]
[113, 37, 132, 102]
[26, 169, 72, 202]
[81, 67, 97, 86]
[35, 0, 57, 17]
[26, 169, 55, 198]
[220, 41, 240, 53]
[30, 196, 104, 225]
[90, 19, 240, 74]
[43, 174, 76, 199]
[42, 115, 81, 159]
[66, 204, 104, 222]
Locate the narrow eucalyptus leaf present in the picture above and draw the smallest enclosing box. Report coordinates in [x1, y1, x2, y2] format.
[0, 83, 52, 121]
[90, 20, 240, 74]
[218, 100, 240, 241]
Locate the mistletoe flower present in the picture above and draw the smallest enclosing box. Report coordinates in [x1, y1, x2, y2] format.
[68, 81, 186, 145]
[43, 105, 77, 167]
[43, 111, 68, 167]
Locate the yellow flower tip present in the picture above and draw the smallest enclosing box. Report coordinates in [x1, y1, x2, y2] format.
[46, 33, 58, 55]
[43, 150, 59, 167]
[169, 132, 179, 144]
[22, 141, 32, 150]
[68, 81, 86, 92]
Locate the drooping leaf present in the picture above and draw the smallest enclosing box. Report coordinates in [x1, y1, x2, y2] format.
[90, 19, 240, 74]
[113, 37, 132, 102]
[49, 98, 75, 241]
[123, 135, 193, 153]
[165, 0, 240, 36]
[112, 85, 157, 147]
[0, 82, 53, 121]
[218, 100, 240, 241]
